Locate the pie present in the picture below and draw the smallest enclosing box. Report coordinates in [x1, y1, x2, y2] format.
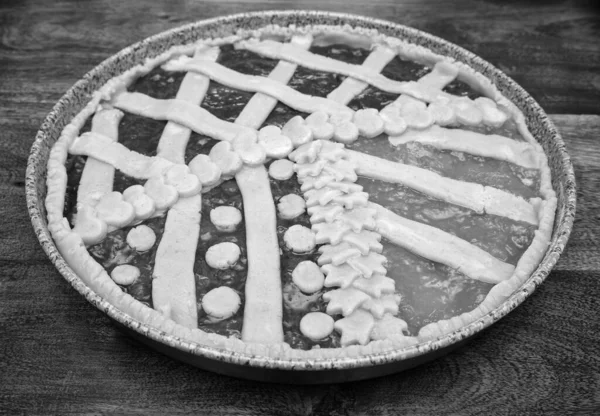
[45, 23, 556, 359]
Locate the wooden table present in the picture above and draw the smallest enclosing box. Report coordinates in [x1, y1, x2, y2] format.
[1, 1, 599, 414]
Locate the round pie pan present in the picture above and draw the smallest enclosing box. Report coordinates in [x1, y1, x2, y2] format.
[26, 10, 576, 384]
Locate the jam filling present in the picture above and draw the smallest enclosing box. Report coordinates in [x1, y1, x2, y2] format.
[268, 162, 341, 349]
[193, 178, 247, 337]
[64, 43, 538, 349]
[89, 216, 166, 309]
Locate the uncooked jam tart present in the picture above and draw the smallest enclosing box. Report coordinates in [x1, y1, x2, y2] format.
[45, 23, 556, 359]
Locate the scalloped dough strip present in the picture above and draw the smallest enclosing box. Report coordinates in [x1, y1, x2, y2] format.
[346, 150, 538, 225]
[163, 53, 351, 117]
[77, 108, 124, 207]
[111, 91, 250, 142]
[237, 39, 452, 103]
[327, 46, 397, 105]
[153, 47, 218, 328]
[236, 35, 313, 344]
[371, 202, 515, 284]
[389, 125, 541, 169]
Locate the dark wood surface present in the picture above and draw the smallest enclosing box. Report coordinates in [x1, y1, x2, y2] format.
[1, 1, 599, 414]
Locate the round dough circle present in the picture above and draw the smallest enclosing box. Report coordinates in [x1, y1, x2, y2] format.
[333, 121, 359, 144]
[284, 225, 316, 253]
[206, 242, 241, 269]
[269, 159, 295, 181]
[210, 206, 242, 232]
[292, 261, 324, 294]
[300, 312, 334, 341]
[126, 225, 156, 252]
[202, 286, 241, 320]
[277, 194, 306, 220]
[110, 264, 140, 286]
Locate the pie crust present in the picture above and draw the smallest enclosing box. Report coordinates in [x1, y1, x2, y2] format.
[45, 23, 556, 359]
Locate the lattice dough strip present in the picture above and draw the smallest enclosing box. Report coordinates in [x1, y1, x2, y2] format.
[72, 108, 126, 244]
[326, 45, 397, 105]
[163, 55, 352, 117]
[157, 46, 220, 163]
[237, 38, 455, 103]
[70, 132, 173, 179]
[111, 91, 251, 142]
[76, 108, 124, 208]
[152, 47, 218, 328]
[371, 202, 516, 284]
[389, 125, 541, 169]
[346, 150, 539, 225]
[234, 34, 313, 344]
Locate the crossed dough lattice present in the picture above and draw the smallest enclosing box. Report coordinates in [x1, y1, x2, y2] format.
[61, 31, 552, 347]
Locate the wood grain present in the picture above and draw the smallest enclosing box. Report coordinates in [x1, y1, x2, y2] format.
[1, 0, 599, 414]
[1, 0, 599, 117]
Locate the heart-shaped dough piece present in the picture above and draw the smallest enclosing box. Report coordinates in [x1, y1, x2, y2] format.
[258, 125, 293, 159]
[95, 191, 136, 228]
[144, 176, 178, 211]
[353, 109, 384, 138]
[474, 97, 508, 127]
[281, 115, 313, 147]
[188, 154, 222, 187]
[427, 100, 456, 126]
[451, 97, 483, 126]
[330, 113, 359, 143]
[163, 164, 202, 197]
[232, 130, 267, 166]
[209, 141, 243, 178]
[122, 185, 156, 220]
[379, 106, 408, 136]
[305, 111, 335, 141]
[73, 204, 108, 245]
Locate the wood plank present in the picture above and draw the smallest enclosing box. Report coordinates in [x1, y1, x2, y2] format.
[549, 114, 600, 272]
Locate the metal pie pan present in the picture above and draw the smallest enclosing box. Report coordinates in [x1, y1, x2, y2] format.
[25, 10, 576, 383]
